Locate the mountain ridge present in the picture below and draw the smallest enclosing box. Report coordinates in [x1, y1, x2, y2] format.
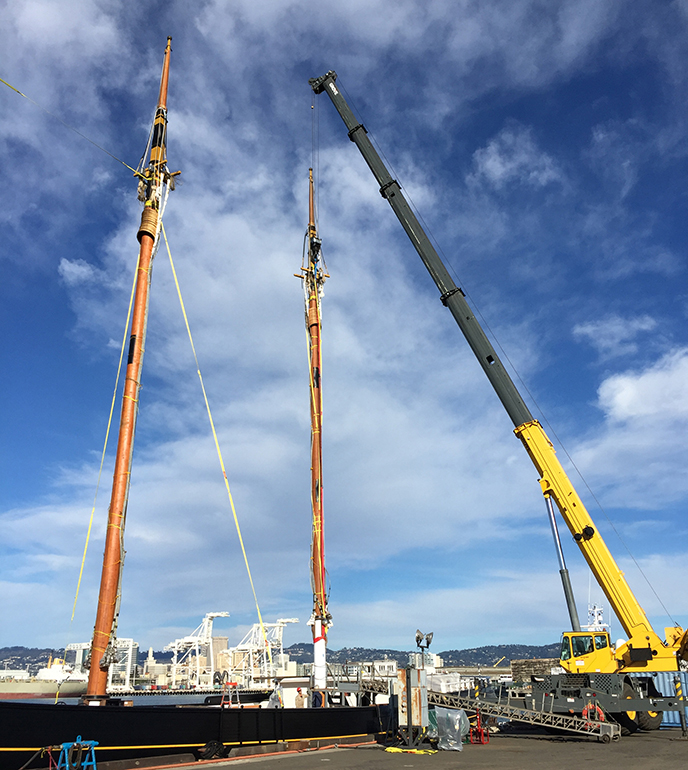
[1, 642, 560, 672]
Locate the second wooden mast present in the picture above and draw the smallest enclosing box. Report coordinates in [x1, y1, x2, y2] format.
[302, 169, 330, 693]
[86, 37, 174, 699]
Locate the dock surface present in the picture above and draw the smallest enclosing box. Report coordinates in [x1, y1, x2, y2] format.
[194, 730, 687, 770]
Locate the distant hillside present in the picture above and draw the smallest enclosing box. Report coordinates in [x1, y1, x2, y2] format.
[293, 645, 411, 665]
[3, 642, 559, 671]
[285, 642, 559, 666]
[0, 646, 61, 674]
[440, 643, 560, 666]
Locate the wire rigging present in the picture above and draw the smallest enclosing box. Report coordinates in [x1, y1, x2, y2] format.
[311, 94, 320, 231]
[56, 255, 141, 701]
[69, 256, 141, 625]
[161, 223, 273, 663]
[0, 75, 140, 175]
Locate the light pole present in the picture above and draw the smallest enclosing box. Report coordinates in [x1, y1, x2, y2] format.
[415, 630, 433, 669]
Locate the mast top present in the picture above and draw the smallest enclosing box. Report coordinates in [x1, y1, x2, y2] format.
[157, 37, 172, 111]
[145, 38, 173, 175]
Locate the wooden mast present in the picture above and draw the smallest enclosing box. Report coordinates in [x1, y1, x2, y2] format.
[86, 37, 173, 699]
[304, 169, 330, 691]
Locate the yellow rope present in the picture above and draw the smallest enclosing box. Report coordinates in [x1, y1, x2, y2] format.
[55, 253, 140, 703]
[161, 223, 272, 664]
[69, 255, 140, 622]
[0, 75, 139, 175]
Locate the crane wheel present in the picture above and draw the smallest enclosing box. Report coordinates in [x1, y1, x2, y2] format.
[612, 684, 639, 736]
[637, 710, 663, 730]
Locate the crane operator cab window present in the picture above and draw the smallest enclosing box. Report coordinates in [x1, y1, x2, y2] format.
[571, 635, 595, 657]
[560, 636, 572, 661]
[594, 634, 609, 650]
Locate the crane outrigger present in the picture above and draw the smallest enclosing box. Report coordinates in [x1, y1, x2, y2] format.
[310, 69, 688, 729]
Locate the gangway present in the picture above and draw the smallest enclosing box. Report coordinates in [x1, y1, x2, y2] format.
[428, 690, 620, 742]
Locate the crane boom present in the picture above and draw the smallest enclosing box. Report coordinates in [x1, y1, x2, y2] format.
[310, 70, 687, 673]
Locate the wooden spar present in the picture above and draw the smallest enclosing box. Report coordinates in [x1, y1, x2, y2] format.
[307, 168, 326, 624]
[86, 37, 172, 698]
[303, 169, 330, 689]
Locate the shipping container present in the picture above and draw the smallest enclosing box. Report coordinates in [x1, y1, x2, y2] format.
[630, 671, 688, 727]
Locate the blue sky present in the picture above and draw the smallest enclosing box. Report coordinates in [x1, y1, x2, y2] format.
[1, 0, 687, 655]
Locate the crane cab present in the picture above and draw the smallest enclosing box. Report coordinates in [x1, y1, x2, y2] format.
[559, 631, 616, 673]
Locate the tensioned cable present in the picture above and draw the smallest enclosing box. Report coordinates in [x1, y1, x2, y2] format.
[1, 76, 140, 176]
[161, 222, 273, 663]
[410, 212, 679, 625]
[338, 82, 676, 625]
[311, 95, 320, 231]
[136, 51, 169, 175]
[55, 252, 140, 701]
[413, 196, 675, 624]
[69, 256, 140, 623]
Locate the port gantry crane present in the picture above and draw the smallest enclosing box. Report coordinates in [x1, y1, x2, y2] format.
[310, 70, 688, 728]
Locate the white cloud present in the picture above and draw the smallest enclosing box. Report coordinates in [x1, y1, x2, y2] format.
[58, 258, 97, 286]
[573, 314, 658, 358]
[598, 348, 688, 421]
[586, 122, 641, 200]
[10, 0, 119, 54]
[468, 123, 563, 190]
[573, 349, 688, 507]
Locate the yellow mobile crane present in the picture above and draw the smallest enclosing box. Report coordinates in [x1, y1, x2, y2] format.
[310, 71, 688, 730]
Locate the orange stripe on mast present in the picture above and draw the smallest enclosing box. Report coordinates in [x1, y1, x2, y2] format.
[86, 37, 172, 699]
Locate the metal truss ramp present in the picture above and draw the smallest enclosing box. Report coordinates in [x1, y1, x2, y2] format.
[427, 691, 620, 742]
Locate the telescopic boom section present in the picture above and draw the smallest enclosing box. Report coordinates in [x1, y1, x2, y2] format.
[86, 37, 173, 699]
[310, 70, 687, 670]
[302, 169, 330, 690]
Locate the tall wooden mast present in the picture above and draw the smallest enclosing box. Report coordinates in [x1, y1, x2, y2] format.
[302, 169, 330, 691]
[86, 37, 173, 699]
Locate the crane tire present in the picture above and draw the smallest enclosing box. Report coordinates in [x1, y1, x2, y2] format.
[612, 683, 639, 736]
[637, 710, 663, 730]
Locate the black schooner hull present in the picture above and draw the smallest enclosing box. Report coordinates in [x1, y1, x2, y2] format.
[0, 701, 382, 770]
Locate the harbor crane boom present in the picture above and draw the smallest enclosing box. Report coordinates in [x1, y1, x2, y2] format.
[309, 70, 688, 681]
